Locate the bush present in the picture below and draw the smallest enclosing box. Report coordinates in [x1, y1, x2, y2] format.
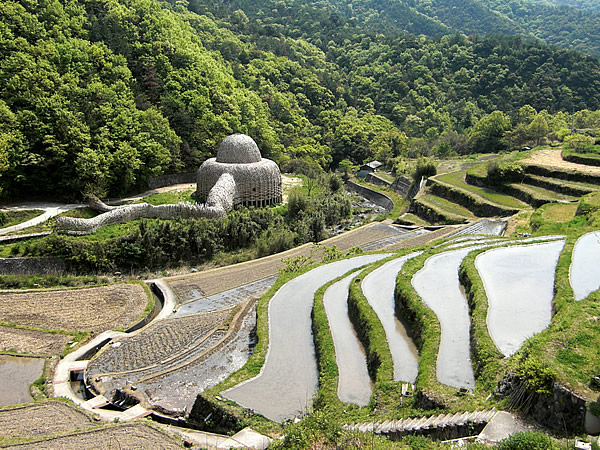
[486, 160, 524, 185]
[412, 157, 437, 182]
[255, 225, 297, 257]
[497, 431, 556, 449]
[287, 187, 309, 219]
[0, 210, 6, 226]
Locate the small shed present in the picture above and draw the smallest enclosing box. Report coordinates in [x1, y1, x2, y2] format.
[359, 160, 382, 173]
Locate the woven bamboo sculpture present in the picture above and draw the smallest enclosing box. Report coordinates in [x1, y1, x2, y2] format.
[55, 134, 282, 234]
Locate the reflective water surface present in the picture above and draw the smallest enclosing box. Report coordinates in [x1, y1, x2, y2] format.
[570, 231, 600, 301]
[0, 355, 45, 405]
[476, 240, 565, 356]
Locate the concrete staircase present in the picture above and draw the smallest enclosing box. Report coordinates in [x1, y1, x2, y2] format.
[344, 409, 497, 440]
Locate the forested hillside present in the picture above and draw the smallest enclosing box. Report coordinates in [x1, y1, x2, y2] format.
[1, 0, 600, 199]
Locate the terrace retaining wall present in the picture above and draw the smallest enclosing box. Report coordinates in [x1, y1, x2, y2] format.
[0, 257, 65, 275]
[497, 373, 589, 433]
[346, 181, 394, 211]
[148, 172, 196, 189]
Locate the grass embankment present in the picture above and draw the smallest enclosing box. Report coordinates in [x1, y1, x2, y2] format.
[413, 193, 475, 223]
[436, 170, 529, 210]
[0, 210, 44, 228]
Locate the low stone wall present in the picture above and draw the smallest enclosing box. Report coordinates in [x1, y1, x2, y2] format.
[522, 173, 595, 196]
[562, 152, 600, 167]
[429, 179, 519, 217]
[522, 163, 600, 186]
[0, 257, 65, 275]
[496, 373, 588, 433]
[148, 172, 196, 189]
[346, 180, 394, 211]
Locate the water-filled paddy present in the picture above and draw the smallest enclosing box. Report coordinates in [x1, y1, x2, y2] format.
[323, 272, 372, 406]
[0, 355, 44, 405]
[362, 253, 421, 383]
[476, 240, 565, 356]
[223, 254, 390, 422]
[570, 231, 600, 301]
[412, 248, 476, 389]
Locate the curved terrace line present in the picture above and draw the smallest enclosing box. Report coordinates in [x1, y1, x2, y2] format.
[222, 253, 391, 423]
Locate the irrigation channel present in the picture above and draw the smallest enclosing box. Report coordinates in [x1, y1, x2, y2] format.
[323, 272, 372, 406]
[412, 247, 478, 390]
[476, 240, 566, 357]
[362, 253, 422, 383]
[223, 254, 391, 423]
[570, 230, 600, 301]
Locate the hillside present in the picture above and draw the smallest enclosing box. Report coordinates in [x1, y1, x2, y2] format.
[2, 0, 600, 200]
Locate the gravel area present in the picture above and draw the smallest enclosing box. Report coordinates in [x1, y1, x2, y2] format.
[0, 284, 149, 333]
[5, 423, 182, 449]
[0, 401, 93, 439]
[0, 326, 73, 355]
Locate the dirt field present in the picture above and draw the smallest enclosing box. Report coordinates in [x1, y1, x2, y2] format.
[167, 222, 406, 300]
[0, 326, 73, 355]
[522, 149, 600, 174]
[0, 401, 93, 440]
[0, 284, 149, 333]
[5, 423, 182, 449]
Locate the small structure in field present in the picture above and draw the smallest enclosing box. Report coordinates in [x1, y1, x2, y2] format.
[196, 134, 282, 207]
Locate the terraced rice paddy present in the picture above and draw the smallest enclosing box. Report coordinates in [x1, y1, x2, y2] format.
[412, 248, 478, 389]
[476, 240, 566, 356]
[323, 272, 372, 406]
[570, 230, 600, 301]
[223, 253, 390, 422]
[362, 253, 421, 383]
[0, 356, 44, 405]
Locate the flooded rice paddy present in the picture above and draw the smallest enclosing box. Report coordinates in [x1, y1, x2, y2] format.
[323, 272, 372, 406]
[362, 253, 421, 383]
[476, 240, 565, 356]
[0, 355, 44, 405]
[223, 254, 390, 422]
[412, 248, 477, 390]
[570, 231, 600, 301]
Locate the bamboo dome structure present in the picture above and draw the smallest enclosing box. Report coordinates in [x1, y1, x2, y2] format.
[196, 134, 282, 207]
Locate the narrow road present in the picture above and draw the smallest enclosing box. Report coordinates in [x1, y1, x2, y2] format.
[0, 203, 82, 236]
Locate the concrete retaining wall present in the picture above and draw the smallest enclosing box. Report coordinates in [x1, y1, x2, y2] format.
[346, 180, 394, 211]
[0, 257, 65, 275]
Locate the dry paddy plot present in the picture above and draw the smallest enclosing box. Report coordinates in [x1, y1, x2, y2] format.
[0, 401, 93, 440]
[0, 284, 149, 333]
[0, 326, 72, 355]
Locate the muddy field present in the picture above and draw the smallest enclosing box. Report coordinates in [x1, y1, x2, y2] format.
[168, 222, 416, 301]
[0, 284, 149, 333]
[4, 423, 182, 449]
[0, 326, 73, 355]
[522, 149, 600, 174]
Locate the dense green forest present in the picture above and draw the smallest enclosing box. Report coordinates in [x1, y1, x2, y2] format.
[1, 0, 600, 199]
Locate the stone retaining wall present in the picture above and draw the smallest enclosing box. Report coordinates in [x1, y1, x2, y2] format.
[497, 373, 589, 433]
[346, 180, 394, 211]
[148, 172, 196, 189]
[429, 179, 519, 217]
[365, 173, 392, 188]
[0, 257, 65, 275]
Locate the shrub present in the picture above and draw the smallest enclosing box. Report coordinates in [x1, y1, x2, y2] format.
[0, 210, 6, 226]
[515, 357, 556, 395]
[287, 187, 309, 219]
[255, 225, 297, 257]
[412, 157, 437, 182]
[497, 431, 556, 449]
[486, 160, 524, 185]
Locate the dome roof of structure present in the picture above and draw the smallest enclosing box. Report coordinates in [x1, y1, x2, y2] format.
[216, 134, 262, 164]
